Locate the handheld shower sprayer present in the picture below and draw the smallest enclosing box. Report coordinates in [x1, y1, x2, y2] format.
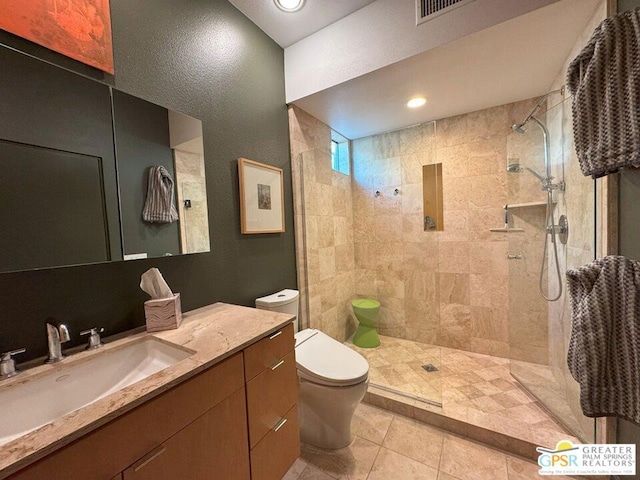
[507, 88, 568, 302]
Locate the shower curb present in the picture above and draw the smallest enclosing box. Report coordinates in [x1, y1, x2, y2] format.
[364, 387, 534, 460]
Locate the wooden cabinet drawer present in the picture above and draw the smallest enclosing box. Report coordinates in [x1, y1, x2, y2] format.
[246, 350, 298, 448]
[250, 404, 300, 480]
[8, 353, 244, 480]
[123, 388, 250, 480]
[244, 323, 294, 381]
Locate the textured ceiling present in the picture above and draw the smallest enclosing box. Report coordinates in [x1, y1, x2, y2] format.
[228, 0, 377, 48]
[291, 0, 603, 139]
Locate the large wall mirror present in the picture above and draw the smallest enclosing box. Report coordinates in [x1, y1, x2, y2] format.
[0, 46, 210, 273]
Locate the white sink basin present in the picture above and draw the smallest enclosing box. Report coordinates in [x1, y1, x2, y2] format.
[0, 337, 192, 446]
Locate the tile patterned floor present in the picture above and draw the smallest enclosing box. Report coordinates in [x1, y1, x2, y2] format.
[283, 403, 579, 480]
[510, 360, 591, 442]
[349, 335, 443, 402]
[345, 335, 580, 450]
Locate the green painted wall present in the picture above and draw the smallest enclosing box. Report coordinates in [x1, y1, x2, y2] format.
[0, 0, 296, 360]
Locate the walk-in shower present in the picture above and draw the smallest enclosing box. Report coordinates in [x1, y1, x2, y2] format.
[508, 90, 568, 302]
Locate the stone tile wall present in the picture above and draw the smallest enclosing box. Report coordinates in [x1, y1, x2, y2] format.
[351, 99, 548, 361]
[289, 106, 356, 341]
[174, 150, 210, 253]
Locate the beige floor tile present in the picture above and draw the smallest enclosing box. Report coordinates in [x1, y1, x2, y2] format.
[504, 455, 542, 480]
[466, 408, 531, 439]
[456, 384, 485, 399]
[437, 472, 463, 480]
[382, 415, 444, 469]
[439, 434, 509, 480]
[489, 378, 517, 391]
[351, 403, 394, 445]
[505, 455, 578, 480]
[349, 335, 573, 449]
[283, 458, 310, 480]
[504, 404, 552, 425]
[368, 448, 439, 480]
[527, 427, 580, 451]
[503, 388, 535, 405]
[489, 391, 524, 408]
[474, 367, 502, 381]
[473, 381, 504, 396]
[301, 436, 380, 480]
[299, 465, 337, 480]
[469, 395, 505, 413]
[440, 402, 469, 422]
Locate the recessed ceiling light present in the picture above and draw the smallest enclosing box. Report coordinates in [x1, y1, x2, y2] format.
[407, 97, 427, 108]
[274, 0, 305, 12]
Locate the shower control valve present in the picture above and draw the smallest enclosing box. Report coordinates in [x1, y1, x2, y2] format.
[542, 180, 565, 192]
[546, 215, 569, 245]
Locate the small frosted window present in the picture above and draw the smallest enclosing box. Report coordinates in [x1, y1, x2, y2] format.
[331, 133, 349, 175]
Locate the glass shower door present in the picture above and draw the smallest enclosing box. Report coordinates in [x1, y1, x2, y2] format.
[506, 95, 596, 443]
[295, 125, 443, 408]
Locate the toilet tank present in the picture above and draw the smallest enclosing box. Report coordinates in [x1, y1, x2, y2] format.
[255, 289, 299, 332]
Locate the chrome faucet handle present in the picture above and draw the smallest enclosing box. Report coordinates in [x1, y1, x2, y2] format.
[0, 348, 26, 380]
[80, 327, 104, 350]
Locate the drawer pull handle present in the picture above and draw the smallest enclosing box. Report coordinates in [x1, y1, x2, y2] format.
[270, 359, 285, 371]
[273, 418, 287, 432]
[134, 447, 167, 472]
[269, 330, 282, 340]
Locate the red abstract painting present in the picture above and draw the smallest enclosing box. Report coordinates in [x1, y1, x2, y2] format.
[0, 0, 114, 73]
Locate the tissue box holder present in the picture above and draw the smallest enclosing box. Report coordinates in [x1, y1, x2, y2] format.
[144, 293, 182, 332]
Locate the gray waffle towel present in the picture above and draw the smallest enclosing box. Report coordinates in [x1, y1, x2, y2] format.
[567, 8, 640, 179]
[567, 256, 640, 424]
[142, 165, 179, 224]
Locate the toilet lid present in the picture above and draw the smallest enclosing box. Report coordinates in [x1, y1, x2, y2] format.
[295, 329, 369, 387]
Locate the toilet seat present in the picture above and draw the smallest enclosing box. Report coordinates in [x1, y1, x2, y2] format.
[295, 329, 369, 387]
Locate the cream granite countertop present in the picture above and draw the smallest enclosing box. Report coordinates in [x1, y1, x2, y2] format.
[0, 302, 294, 479]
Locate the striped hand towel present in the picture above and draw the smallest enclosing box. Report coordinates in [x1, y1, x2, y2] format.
[142, 165, 179, 224]
[567, 256, 640, 425]
[567, 8, 640, 178]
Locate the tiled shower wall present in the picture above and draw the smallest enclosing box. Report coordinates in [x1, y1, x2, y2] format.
[350, 122, 438, 346]
[351, 99, 548, 361]
[174, 150, 210, 253]
[290, 98, 559, 363]
[289, 106, 356, 341]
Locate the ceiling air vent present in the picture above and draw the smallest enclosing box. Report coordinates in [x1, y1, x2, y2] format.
[416, 0, 477, 25]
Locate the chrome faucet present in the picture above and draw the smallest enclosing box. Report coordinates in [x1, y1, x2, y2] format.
[46, 320, 71, 363]
[0, 348, 26, 380]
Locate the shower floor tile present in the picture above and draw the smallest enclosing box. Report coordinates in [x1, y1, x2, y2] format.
[346, 335, 582, 455]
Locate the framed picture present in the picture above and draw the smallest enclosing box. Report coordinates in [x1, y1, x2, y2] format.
[238, 158, 284, 234]
[0, 0, 114, 73]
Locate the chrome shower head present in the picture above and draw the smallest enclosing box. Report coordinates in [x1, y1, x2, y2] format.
[506, 163, 546, 182]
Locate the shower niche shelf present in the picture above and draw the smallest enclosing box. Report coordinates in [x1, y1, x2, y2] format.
[488, 201, 553, 233]
[505, 200, 553, 209]
[489, 227, 524, 233]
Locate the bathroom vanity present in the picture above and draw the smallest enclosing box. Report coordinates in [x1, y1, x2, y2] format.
[0, 304, 299, 480]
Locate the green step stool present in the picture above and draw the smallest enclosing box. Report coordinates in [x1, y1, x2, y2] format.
[352, 298, 381, 348]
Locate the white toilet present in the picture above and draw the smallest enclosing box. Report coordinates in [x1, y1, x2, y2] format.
[256, 289, 369, 449]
